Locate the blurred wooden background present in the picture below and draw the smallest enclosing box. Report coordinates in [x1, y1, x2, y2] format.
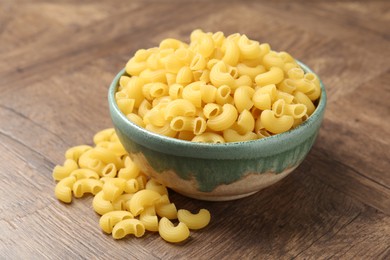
[0, 0, 389, 259]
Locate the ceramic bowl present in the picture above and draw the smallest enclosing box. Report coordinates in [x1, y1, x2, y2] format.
[108, 61, 327, 201]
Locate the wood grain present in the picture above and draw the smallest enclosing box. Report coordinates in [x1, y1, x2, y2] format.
[0, 0, 389, 259]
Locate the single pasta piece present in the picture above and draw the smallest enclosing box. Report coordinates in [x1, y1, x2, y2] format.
[156, 203, 178, 219]
[93, 128, 116, 145]
[207, 104, 238, 131]
[140, 206, 159, 232]
[112, 219, 146, 239]
[70, 168, 100, 180]
[255, 67, 284, 86]
[129, 189, 161, 216]
[177, 209, 211, 230]
[223, 129, 258, 142]
[73, 179, 103, 198]
[65, 145, 92, 162]
[158, 217, 190, 243]
[145, 179, 168, 196]
[52, 159, 78, 181]
[260, 110, 294, 134]
[112, 193, 134, 211]
[99, 211, 134, 234]
[234, 86, 255, 113]
[93, 191, 114, 215]
[55, 176, 76, 203]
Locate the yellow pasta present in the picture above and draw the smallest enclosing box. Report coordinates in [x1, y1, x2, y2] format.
[210, 61, 236, 88]
[99, 211, 134, 234]
[112, 219, 145, 239]
[158, 217, 190, 243]
[112, 193, 134, 211]
[70, 168, 100, 180]
[145, 179, 168, 196]
[234, 86, 255, 113]
[140, 206, 159, 232]
[177, 209, 211, 230]
[156, 203, 178, 219]
[93, 191, 114, 215]
[129, 189, 161, 216]
[164, 99, 196, 120]
[192, 132, 225, 143]
[52, 159, 78, 181]
[223, 129, 258, 142]
[65, 145, 92, 162]
[73, 179, 103, 198]
[55, 176, 76, 203]
[236, 109, 255, 134]
[53, 126, 212, 243]
[260, 110, 294, 134]
[207, 104, 238, 131]
[255, 67, 284, 86]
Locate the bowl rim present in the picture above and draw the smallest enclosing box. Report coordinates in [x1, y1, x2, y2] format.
[108, 60, 327, 159]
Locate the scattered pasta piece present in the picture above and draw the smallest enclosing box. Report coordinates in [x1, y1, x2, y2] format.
[52, 127, 210, 243]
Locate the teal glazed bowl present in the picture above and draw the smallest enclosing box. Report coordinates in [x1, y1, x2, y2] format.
[108, 61, 327, 201]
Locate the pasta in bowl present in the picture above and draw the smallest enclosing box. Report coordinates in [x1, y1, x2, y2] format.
[108, 30, 327, 201]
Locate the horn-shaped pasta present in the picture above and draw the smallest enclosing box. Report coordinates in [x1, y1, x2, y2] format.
[207, 104, 238, 131]
[216, 85, 233, 105]
[145, 123, 177, 138]
[190, 53, 207, 70]
[52, 159, 78, 181]
[255, 67, 284, 86]
[70, 168, 99, 180]
[158, 217, 190, 243]
[222, 39, 239, 66]
[182, 81, 202, 108]
[129, 190, 161, 216]
[236, 63, 265, 81]
[102, 178, 126, 201]
[234, 86, 255, 112]
[73, 179, 103, 198]
[89, 147, 122, 169]
[145, 179, 168, 196]
[223, 129, 258, 142]
[169, 83, 184, 99]
[164, 99, 196, 120]
[123, 76, 146, 108]
[140, 206, 159, 232]
[101, 163, 117, 178]
[200, 84, 217, 103]
[176, 66, 193, 85]
[238, 34, 261, 60]
[156, 203, 177, 219]
[116, 98, 135, 115]
[99, 211, 134, 234]
[124, 179, 139, 194]
[112, 193, 134, 211]
[262, 52, 284, 70]
[294, 91, 316, 116]
[272, 99, 286, 117]
[65, 145, 93, 162]
[285, 104, 307, 119]
[236, 109, 255, 133]
[118, 158, 140, 180]
[139, 69, 167, 84]
[260, 110, 294, 134]
[55, 176, 76, 203]
[198, 34, 215, 58]
[210, 61, 236, 87]
[177, 209, 211, 230]
[203, 103, 222, 119]
[112, 219, 145, 239]
[92, 191, 114, 215]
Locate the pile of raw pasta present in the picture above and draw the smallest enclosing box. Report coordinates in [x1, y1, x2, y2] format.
[53, 128, 210, 243]
[116, 29, 321, 143]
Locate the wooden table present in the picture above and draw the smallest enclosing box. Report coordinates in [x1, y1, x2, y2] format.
[1, 0, 389, 259]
